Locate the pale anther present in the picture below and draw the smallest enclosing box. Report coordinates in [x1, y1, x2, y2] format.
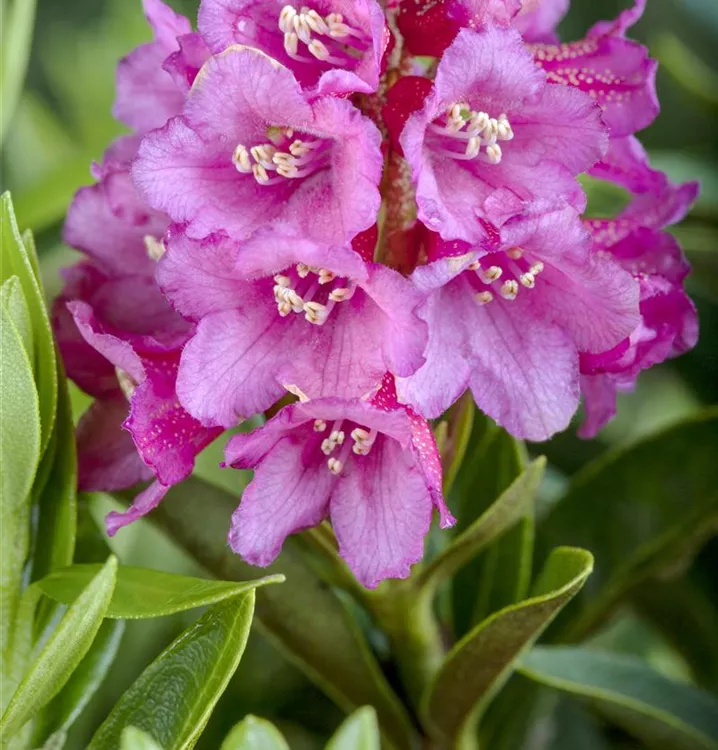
[305, 9, 329, 34]
[252, 163, 269, 183]
[232, 144, 252, 173]
[486, 143, 503, 164]
[530, 261, 545, 275]
[475, 291, 494, 305]
[327, 457, 343, 474]
[313, 419, 327, 432]
[329, 287, 352, 302]
[478, 265, 503, 284]
[321, 437, 335, 455]
[330, 430, 345, 445]
[507, 248, 523, 260]
[500, 280, 519, 300]
[309, 39, 330, 60]
[296, 263, 311, 278]
[144, 235, 165, 262]
[274, 274, 290, 287]
[318, 269, 335, 284]
[465, 136, 481, 159]
[519, 272, 536, 289]
[279, 5, 297, 33]
[284, 31, 299, 56]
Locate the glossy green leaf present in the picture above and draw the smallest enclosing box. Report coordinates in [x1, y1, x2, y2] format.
[1, 274, 33, 363]
[450, 414, 531, 636]
[0, 556, 117, 738]
[422, 547, 594, 744]
[419, 457, 545, 591]
[87, 592, 256, 749]
[440, 393, 475, 497]
[0, 0, 37, 143]
[33, 619, 125, 742]
[220, 716, 289, 750]
[121, 727, 165, 750]
[537, 411, 718, 641]
[38, 563, 283, 619]
[326, 708, 380, 750]
[0, 302, 40, 675]
[147, 477, 417, 750]
[519, 647, 718, 750]
[0, 192, 57, 455]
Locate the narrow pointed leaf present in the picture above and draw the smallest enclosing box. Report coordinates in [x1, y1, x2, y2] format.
[147, 476, 417, 750]
[0, 302, 40, 676]
[1, 275, 33, 362]
[518, 646, 718, 750]
[0, 555, 117, 738]
[0, 192, 57, 454]
[419, 457, 545, 590]
[220, 716, 289, 750]
[38, 564, 283, 619]
[33, 619, 125, 742]
[538, 411, 718, 641]
[87, 592, 256, 749]
[326, 708, 381, 750]
[421, 547, 594, 744]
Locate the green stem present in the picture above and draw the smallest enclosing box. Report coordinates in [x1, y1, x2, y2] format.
[369, 584, 445, 710]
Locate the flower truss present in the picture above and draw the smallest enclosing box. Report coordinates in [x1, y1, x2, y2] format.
[56, 0, 698, 588]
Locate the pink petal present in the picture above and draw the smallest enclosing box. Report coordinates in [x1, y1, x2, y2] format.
[106, 480, 170, 536]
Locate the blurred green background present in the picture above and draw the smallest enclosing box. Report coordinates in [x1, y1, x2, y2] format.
[1, 0, 717, 747]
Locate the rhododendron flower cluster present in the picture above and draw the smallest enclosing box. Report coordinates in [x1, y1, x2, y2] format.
[56, 0, 698, 587]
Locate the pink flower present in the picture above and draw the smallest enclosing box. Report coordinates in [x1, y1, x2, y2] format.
[397, 202, 640, 441]
[224, 375, 453, 587]
[198, 0, 389, 96]
[513, 0, 568, 43]
[396, 0, 521, 57]
[55, 143, 222, 535]
[393, 26, 607, 244]
[530, 0, 658, 140]
[579, 176, 699, 437]
[133, 46, 383, 243]
[157, 226, 428, 427]
[114, 0, 209, 135]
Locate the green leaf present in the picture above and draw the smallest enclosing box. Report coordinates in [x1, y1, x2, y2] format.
[518, 646, 718, 750]
[421, 547, 594, 745]
[0, 0, 37, 144]
[38, 564, 283, 619]
[220, 716, 289, 750]
[438, 393, 475, 497]
[121, 727, 165, 750]
[450, 415, 531, 636]
[419, 457, 545, 591]
[146, 476, 417, 750]
[0, 192, 57, 456]
[326, 708, 380, 750]
[0, 302, 40, 675]
[33, 619, 125, 742]
[30, 369, 77, 582]
[87, 592, 256, 750]
[0, 555, 117, 739]
[537, 411, 718, 641]
[1, 275, 33, 363]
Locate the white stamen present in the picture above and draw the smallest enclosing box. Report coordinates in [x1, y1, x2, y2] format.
[468, 111, 490, 134]
[465, 136, 481, 159]
[251, 144, 277, 168]
[466, 260, 481, 271]
[530, 261, 545, 275]
[519, 272, 536, 288]
[305, 9, 330, 34]
[232, 144, 252, 173]
[289, 140, 310, 156]
[329, 287, 352, 302]
[274, 274, 290, 287]
[252, 163, 270, 183]
[313, 419, 327, 432]
[318, 269, 335, 284]
[308, 39, 330, 60]
[327, 457, 343, 474]
[350, 427, 376, 455]
[486, 143, 503, 164]
[284, 31, 299, 56]
[507, 247, 523, 260]
[279, 5, 297, 33]
[499, 280, 519, 300]
[330, 430, 345, 445]
[144, 235, 165, 262]
[478, 265, 503, 284]
[497, 113, 514, 141]
[296, 263, 311, 278]
[475, 291, 494, 305]
[276, 163, 299, 178]
[293, 12, 312, 44]
[304, 300, 328, 325]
